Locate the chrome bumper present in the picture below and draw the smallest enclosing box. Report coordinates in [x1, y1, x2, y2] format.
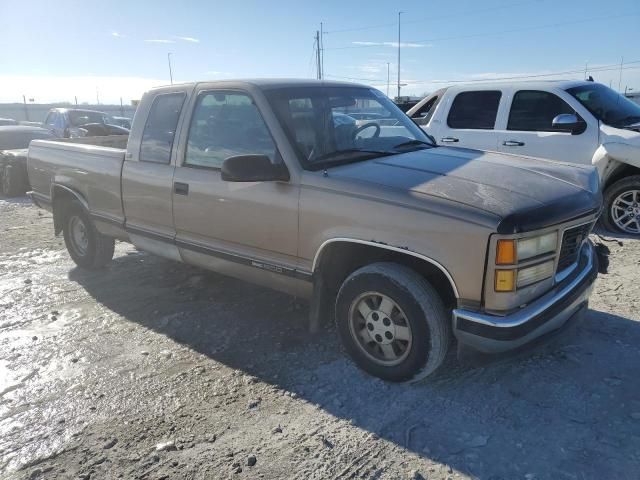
[453, 241, 597, 353]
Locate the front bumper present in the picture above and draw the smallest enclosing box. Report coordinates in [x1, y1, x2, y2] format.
[453, 241, 598, 353]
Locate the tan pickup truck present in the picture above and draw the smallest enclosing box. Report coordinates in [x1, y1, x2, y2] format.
[28, 80, 602, 382]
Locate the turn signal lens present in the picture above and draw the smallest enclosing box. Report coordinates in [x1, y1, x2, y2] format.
[495, 270, 516, 292]
[496, 240, 516, 265]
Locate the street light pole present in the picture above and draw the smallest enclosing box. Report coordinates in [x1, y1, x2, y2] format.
[168, 52, 174, 85]
[397, 11, 402, 100]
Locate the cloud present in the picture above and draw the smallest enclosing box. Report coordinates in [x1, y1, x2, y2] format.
[352, 41, 430, 48]
[174, 36, 200, 43]
[356, 64, 383, 74]
[111, 31, 125, 38]
[145, 39, 176, 44]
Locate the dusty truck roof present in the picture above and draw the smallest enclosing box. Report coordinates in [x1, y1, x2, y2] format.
[148, 78, 370, 93]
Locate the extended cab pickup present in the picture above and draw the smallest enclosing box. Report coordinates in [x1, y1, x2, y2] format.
[407, 81, 640, 236]
[28, 80, 602, 382]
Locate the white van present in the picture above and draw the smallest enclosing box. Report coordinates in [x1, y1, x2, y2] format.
[407, 81, 640, 235]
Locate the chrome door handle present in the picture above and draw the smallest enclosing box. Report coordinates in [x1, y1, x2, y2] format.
[441, 137, 459, 143]
[503, 140, 525, 146]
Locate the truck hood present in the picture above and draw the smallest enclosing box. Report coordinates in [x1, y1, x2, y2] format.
[329, 147, 602, 233]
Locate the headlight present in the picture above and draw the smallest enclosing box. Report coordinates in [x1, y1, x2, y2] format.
[496, 232, 558, 265]
[495, 231, 558, 292]
[517, 232, 558, 261]
[517, 260, 555, 288]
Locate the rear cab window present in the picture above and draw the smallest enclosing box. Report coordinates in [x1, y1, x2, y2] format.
[140, 93, 186, 164]
[508, 90, 575, 132]
[447, 91, 502, 129]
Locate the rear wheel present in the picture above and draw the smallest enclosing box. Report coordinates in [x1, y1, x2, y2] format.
[335, 262, 450, 382]
[602, 175, 640, 236]
[62, 203, 115, 269]
[1, 165, 25, 197]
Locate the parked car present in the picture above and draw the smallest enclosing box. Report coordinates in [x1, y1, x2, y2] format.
[28, 80, 602, 382]
[109, 116, 132, 129]
[0, 118, 18, 126]
[0, 126, 55, 196]
[407, 81, 640, 235]
[43, 108, 128, 138]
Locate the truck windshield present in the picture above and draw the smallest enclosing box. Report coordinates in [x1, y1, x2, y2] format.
[68, 111, 107, 126]
[264, 86, 434, 170]
[566, 83, 640, 128]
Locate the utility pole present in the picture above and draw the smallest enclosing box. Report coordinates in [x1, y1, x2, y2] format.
[120, 97, 124, 116]
[74, 96, 78, 106]
[397, 11, 402, 100]
[96, 87, 100, 105]
[618, 56, 623, 92]
[168, 52, 174, 85]
[387, 62, 390, 97]
[584, 62, 588, 80]
[320, 22, 324, 79]
[315, 31, 322, 80]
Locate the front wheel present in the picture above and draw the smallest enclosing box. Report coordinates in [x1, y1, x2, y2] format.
[62, 204, 115, 269]
[335, 263, 451, 382]
[602, 175, 640, 236]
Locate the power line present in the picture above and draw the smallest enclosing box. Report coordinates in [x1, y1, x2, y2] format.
[324, 60, 640, 86]
[324, 12, 640, 50]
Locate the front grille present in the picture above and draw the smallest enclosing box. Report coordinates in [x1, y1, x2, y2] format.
[557, 222, 593, 271]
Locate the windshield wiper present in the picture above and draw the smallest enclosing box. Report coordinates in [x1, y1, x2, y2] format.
[310, 149, 395, 169]
[617, 115, 640, 127]
[391, 138, 436, 150]
[312, 149, 392, 162]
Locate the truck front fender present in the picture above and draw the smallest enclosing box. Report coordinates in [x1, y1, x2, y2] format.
[594, 142, 640, 181]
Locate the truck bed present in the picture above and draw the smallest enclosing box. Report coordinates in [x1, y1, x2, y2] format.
[28, 139, 126, 227]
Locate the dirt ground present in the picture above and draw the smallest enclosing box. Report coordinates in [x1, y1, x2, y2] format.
[1, 197, 639, 480]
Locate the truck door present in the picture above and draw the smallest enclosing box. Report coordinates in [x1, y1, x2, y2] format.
[433, 90, 502, 151]
[496, 89, 598, 164]
[171, 89, 302, 291]
[121, 91, 187, 261]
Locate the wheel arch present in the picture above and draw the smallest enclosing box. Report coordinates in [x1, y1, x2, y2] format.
[603, 163, 640, 191]
[51, 184, 89, 235]
[312, 238, 459, 309]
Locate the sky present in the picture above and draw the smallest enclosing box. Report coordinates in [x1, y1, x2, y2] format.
[0, 0, 638, 104]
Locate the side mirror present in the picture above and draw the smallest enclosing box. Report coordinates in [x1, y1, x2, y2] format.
[552, 114, 586, 135]
[221, 154, 289, 182]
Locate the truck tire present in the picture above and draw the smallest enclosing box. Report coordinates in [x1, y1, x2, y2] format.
[1, 165, 25, 197]
[335, 262, 451, 382]
[62, 203, 115, 269]
[602, 175, 640, 236]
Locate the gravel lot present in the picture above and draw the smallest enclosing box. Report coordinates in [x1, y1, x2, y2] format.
[1, 197, 640, 480]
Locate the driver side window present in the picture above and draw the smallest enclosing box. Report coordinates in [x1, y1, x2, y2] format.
[185, 91, 277, 169]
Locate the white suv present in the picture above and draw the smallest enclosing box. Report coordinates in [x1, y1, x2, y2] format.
[407, 80, 640, 235]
